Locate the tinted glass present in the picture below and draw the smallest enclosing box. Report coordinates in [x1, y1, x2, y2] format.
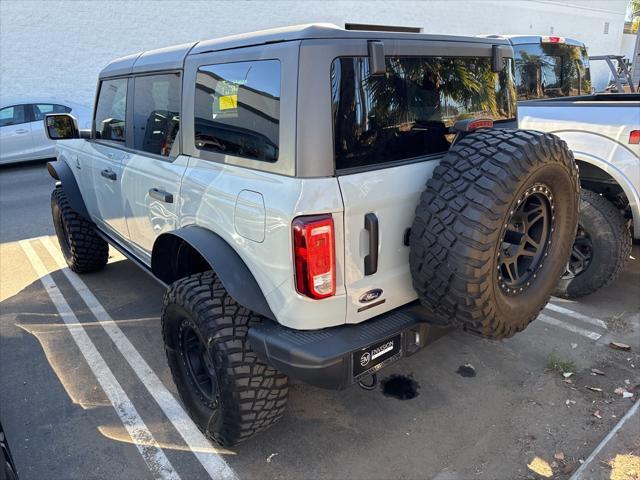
[514, 43, 592, 100]
[33, 104, 71, 121]
[95, 78, 127, 142]
[133, 73, 181, 157]
[332, 56, 516, 170]
[0, 105, 27, 127]
[195, 60, 280, 162]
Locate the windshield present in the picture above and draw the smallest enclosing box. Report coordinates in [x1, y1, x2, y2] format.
[514, 43, 591, 100]
[331, 55, 516, 171]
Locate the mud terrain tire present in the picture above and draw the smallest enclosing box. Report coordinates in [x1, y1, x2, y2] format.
[555, 190, 631, 299]
[51, 186, 108, 273]
[410, 130, 579, 339]
[162, 271, 289, 446]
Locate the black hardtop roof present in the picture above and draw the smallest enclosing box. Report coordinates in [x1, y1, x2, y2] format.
[99, 23, 511, 78]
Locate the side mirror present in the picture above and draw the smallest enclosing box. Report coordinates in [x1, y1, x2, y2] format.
[44, 113, 80, 140]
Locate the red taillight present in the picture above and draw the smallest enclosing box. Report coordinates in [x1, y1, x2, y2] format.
[629, 130, 640, 145]
[293, 215, 336, 299]
[467, 119, 493, 131]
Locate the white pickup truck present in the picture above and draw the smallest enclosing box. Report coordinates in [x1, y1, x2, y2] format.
[507, 35, 639, 297]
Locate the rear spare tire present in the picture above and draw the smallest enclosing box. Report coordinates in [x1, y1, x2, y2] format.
[410, 129, 579, 339]
[555, 190, 631, 299]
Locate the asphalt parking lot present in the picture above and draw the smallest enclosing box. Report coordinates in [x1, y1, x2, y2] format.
[1, 163, 638, 480]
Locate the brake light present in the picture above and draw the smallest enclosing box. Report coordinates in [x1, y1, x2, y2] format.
[541, 36, 565, 44]
[629, 130, 640, 145]
[293, 215, 336, 299]
[467, 119, 493, 131]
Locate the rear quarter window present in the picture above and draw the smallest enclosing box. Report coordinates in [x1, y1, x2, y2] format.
[194, 59, 280, 162]
[514, 43, 591, 100]
[331, 56, 516, 171]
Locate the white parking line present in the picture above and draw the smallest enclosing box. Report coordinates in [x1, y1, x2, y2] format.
[545, 303, 608, 330]
[19, 240, 180, 480]
[41, 237, 237, 480]
[537, 313, 602, 340]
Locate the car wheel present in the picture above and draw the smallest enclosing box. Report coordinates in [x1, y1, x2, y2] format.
[410, 129, 579, 339]
[162, 271, 289, 446]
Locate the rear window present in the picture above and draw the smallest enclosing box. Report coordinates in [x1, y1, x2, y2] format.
[331, 56, 516, 171]
[132, 73, 181, 157]
[32, 104, 71, 121]
[194, 59, 280, 162]
[514, 43, 591, 100]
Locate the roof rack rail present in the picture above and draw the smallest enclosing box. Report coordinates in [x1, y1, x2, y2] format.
[344, 23, 423, 33]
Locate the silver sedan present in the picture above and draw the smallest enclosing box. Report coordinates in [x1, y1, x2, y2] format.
[0, 99, 91, 164]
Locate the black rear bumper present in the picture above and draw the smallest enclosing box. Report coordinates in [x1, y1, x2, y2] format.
[247, 302, 451, 389]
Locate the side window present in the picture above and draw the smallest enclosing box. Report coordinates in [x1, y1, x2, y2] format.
[132, 73, 181, 157]
[194, 59, 280, 162]
[0, 105, 27, 127]
[32, 104, 71, 121]
[95, 78, 127, 142]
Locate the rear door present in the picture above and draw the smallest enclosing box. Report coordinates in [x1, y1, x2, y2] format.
[29, 103, 72, 158]
[121, 72, 187, 258]
[332, 47, 517, 323]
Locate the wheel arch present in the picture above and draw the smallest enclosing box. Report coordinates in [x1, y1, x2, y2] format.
[47, 159, 90, 220]
[540, 130, 639, 238]
[573, 156, 638, 238]
[151, 227, 275, 320]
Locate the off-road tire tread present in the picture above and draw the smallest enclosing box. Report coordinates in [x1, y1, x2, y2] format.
[555, 190, 632, 298]
[51, 186, 108, 273]
[162, 271, 288, 446]
[410, 129, 579, 339]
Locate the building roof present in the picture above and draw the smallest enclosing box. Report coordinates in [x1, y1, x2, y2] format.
[99, 23, 511, 78]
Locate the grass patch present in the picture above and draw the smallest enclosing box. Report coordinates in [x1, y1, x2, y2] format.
[546, 352, 576, 374]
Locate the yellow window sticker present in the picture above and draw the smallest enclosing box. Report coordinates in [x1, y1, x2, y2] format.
[219, 94, 238, 110]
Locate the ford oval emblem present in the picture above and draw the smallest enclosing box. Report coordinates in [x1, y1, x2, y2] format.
[359, 289, 383, 303]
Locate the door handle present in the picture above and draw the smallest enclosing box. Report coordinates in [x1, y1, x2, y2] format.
[364, 212, 379, 276]
[101, 168, 117, 181]
[15, 129, 28, 134]
[149, 188, 173, 203]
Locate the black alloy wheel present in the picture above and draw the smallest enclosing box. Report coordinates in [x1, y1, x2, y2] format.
[179, 320, 220, 409]
[498, 184, 554, 295]
[563, 225, 593, 279]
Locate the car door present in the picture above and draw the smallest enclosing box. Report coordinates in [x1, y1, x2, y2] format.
[29, 104, 72, 159]
[0, 105, 33, 164]
[85, 77, 130, 240]
[331, 45, 517, 324]
[121, 72, 187, 259]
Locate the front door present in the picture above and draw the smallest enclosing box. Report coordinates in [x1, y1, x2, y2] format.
[87, 77, 130, 239]
[0, 105, 33, 164]
[121, 73, 186, 258]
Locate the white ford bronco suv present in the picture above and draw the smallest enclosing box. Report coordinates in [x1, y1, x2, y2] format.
[44, 23, 579, 446]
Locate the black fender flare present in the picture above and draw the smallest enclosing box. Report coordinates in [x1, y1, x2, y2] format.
[47, 160, 90, 219]
[152, 226, 275, 320]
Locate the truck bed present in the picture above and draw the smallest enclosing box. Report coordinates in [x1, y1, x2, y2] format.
[519, 93, 640, 106]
